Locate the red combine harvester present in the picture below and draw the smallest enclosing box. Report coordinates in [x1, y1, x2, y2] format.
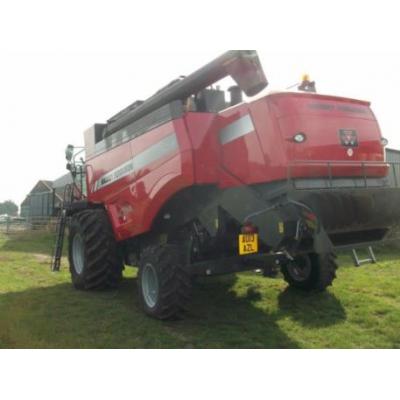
[53, 50, 400, 319]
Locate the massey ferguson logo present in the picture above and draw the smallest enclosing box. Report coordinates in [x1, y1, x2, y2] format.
[339, 129, 358, 147]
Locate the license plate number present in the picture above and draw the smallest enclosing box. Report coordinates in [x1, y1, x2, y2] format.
[238, 234, 258, 255]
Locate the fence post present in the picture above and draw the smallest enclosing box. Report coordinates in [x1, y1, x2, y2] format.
[6, 215, 10, 234]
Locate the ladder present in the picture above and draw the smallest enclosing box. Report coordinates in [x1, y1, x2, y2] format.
[351, 246, 377, 267]
[51, 184, 72, 272]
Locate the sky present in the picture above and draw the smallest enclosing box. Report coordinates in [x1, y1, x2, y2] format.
[1, 1, 399, 208]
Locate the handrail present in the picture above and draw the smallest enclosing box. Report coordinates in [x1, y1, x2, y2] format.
[287, 160, 400, 190]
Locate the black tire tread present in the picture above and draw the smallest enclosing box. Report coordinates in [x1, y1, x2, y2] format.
[68, 209, 123, 290]
[281, 252, 338, 292]
[138, 244, 191, 320]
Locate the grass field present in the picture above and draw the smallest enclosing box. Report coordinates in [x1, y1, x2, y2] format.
[0, 231, 400, 348]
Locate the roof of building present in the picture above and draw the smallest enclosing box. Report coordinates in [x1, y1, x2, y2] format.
[29, 180, 54, 194]
[52, 173, 73, 189]
[21, 196, 30, 207]
[387, 147, 400, 155]
[41, 180, 53, 190]
[21, 174, 74, 206]
[53, 173, 74, 202]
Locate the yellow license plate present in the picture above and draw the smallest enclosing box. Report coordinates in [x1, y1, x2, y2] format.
[238, 233, 259, 255]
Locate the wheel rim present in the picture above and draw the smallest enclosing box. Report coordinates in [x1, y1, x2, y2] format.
[286, 255, 312, 282]
[72, 234, 85, 275]
[142, 263, 159, 308]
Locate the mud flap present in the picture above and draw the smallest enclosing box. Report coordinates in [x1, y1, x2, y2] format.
[313, 227, 334, 254]
[213, 185, 285, 248]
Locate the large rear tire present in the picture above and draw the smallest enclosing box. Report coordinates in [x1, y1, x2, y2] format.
[68, 209, 123, 290]
[281, 252, 337, 291]
[138, 244, 192, 320]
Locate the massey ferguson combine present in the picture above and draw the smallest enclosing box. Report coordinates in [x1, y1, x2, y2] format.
[54, 50, 400, 319]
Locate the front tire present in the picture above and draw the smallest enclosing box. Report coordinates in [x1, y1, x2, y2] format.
[281, 252, 337, 291]
[68, 209, 123, 290]
[138, 244, 192, 320]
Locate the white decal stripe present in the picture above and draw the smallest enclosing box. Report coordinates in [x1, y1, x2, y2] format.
[219, 114, 255, 145]
[134, 134, 178, 171]
[94, 133, 178, 191]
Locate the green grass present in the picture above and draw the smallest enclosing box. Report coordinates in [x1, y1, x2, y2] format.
[1, 231, 400, 348]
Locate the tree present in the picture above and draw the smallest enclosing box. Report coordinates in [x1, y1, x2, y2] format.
[0, 200, 18, 216]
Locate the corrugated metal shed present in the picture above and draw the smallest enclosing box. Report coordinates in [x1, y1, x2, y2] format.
[52, 173, 74, 209]
[20, 174, 75, 219]
[28, 180, 54, 218]
[386, 148, 400, 187]
[20, 196, 31, 218]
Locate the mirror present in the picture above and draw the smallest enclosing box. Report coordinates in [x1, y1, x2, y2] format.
[65, 144, 74, 161]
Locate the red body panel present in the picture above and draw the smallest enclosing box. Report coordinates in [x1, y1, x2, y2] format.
[265, 93, 386, 178]
[183, 113, 219, 184]
[87, 119, 194, 241]
[85, 92, 387, 241]
[218, 104, 268, 187]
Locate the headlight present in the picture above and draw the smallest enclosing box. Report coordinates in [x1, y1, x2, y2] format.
[381, 137, 389, 147]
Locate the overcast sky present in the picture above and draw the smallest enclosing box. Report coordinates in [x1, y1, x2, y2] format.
[1, 1, 399, 207]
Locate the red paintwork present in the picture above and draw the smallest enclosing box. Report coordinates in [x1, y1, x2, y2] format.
[85, 91, 387, 241]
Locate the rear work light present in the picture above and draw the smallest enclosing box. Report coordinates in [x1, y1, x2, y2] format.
[293, 133, 307, 143]
[381, 137, 389, 147]
[241, 222, 258, 234]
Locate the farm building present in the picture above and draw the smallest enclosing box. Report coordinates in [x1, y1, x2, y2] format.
[27, 180, 54, 218]
[20, 196, 31, 218]
[386, 148, 400, 187]
[53, 173, 75, 201]
[20, 174, 73, 220]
